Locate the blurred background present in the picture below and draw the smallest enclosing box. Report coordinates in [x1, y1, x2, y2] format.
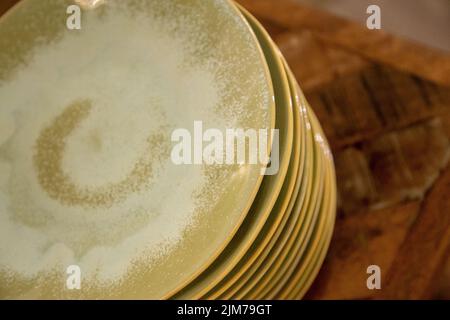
[293, 0, 450, 299]
[296, 0, 450, 52]
[238, 0, 450, 299]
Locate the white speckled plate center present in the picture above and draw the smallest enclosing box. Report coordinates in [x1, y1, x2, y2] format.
[0, 0, 274, 299]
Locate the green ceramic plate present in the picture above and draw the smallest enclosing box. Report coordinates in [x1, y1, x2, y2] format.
[170, 1, 294, 299]
[241, 61, 324, 299]
[0, 0, 274, 299]
[278, 102, 337, 300]
[205, 6, 309, 298]
[255, 62, 328, 299]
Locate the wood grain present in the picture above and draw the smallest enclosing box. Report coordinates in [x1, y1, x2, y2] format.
[238, 0, 450, 87]
[236, 0, 450, 299]
[0, 0, 17, 16]
[377, 165, 450, 299]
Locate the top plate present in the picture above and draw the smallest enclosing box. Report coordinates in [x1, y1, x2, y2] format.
[0, 0, 274, 298]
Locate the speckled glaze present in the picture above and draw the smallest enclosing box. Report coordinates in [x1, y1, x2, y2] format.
[0, 0, 274, 299]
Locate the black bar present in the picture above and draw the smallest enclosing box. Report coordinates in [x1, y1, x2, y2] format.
[1, 300, 448, 319]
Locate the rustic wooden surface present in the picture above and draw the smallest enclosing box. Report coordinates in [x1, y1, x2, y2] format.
[237, 0, 450, 299]
[1, 0, 449, 300]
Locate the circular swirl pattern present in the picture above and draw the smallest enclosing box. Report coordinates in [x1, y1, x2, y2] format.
[34, 99, 169, 208]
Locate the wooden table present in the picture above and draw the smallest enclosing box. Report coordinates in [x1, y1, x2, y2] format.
[1, 0, 449, 300]
[237, 0, 450, 300]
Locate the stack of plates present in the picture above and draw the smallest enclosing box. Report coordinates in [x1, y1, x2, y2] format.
[0, 0, 335, 299]
[169, 4, 337, 300]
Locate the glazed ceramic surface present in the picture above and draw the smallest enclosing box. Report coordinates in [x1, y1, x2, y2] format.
[0, 0, 274, 299]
